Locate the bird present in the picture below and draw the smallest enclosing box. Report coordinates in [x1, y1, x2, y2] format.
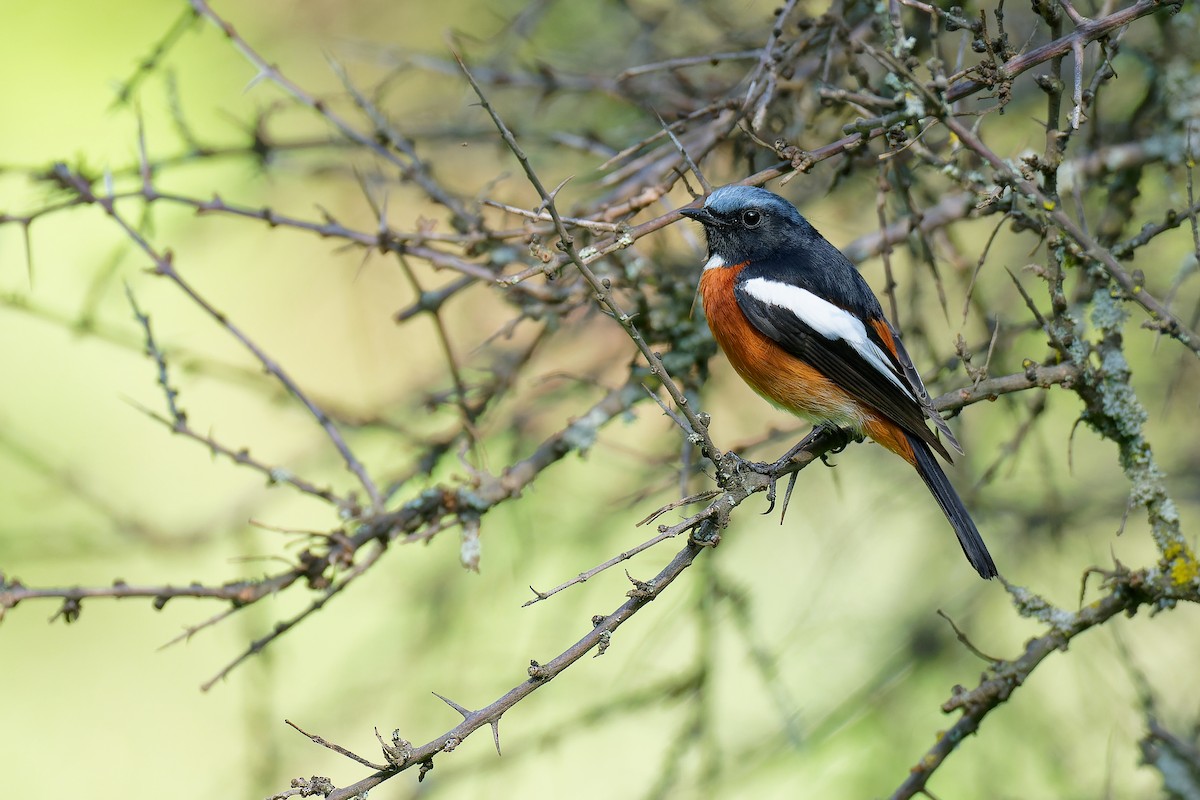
[679, 185, 997, 579]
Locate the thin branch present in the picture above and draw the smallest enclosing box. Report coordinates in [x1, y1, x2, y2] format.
[51, 163, 384, 510]
[892, 567, 1199, 799]
[940, 115, 1200, 356]
[322, 540, 709, 800]
[453, 50, 721, 462]
[285, 720, 388, 772]
[188, 0, 476, 227]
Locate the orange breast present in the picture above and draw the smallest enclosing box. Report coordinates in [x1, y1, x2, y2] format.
[699, 265, 864, 430]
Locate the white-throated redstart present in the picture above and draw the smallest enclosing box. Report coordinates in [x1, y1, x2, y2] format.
[680, 185, 997, 579]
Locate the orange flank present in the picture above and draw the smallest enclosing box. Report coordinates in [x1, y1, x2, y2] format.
[862, 318, 920, 464]
[868, 317, 899, 359]
[700, 264, 918, 464]
[861, 417, 918, 465]
[700, 263, 861, 429]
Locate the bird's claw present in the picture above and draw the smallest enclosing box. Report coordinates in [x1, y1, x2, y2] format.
[767, 425, 856, 519]
[817, 425, 855, 466]
[720, 451, 798, 521]
[721, 424, 857, 522]
[764, 468, 800, 521]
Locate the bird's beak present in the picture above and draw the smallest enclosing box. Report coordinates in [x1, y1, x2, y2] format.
[678, 205, 718, 225]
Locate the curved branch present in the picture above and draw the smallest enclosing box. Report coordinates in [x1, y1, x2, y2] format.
[892, 567, 1200, 799]
[323, 540, 708, 800]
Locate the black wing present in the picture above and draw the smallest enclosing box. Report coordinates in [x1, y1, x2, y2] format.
[734, 281, 952, 461]
[883, 318, 962, 454]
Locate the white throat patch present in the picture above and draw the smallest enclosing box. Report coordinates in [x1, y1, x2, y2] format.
[703, 253, 726, 271]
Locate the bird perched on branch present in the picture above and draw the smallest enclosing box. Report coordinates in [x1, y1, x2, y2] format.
[680, 185, 997, 579]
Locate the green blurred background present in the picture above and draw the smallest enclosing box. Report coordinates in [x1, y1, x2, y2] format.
[2, 1, 1198, 798]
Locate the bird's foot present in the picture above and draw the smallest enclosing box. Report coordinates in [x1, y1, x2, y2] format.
[716, 451, 782, 513]
[816, 424, 857, 467]
[718, 425, 861, 521]
[714, 450, 795, 519]
[765, 425, 859, 520]
[761, 423, 853, 472]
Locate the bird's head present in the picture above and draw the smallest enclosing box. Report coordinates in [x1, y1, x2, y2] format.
[679, 185, 809, 266]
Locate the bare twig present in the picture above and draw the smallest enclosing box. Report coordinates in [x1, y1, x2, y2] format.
[51, 163, 384, 510]
[453, 50, 721, 462]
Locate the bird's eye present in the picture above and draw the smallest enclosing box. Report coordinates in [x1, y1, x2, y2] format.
[741, 209, 762, 227]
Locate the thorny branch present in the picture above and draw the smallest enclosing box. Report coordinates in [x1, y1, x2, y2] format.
[892, 566, 1200, 800]
[3, 0, 1199, 797]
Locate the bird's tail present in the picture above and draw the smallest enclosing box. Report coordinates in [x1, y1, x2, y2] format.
[907, 433, 997, 579]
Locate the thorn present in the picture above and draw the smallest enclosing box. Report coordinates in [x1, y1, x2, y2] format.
[542, 175, 574, 208]
[490, 718, 502, 756]
[778, 471, 800, 525]
[432, 691, 471, 719]
[22, 223, 34, 287]
[244, 69, 270, 93]
[378, 192, 390, 234]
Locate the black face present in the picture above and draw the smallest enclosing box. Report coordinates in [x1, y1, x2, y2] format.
[679, 187, 810, 265]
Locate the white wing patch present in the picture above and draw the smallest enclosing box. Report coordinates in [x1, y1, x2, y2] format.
[741, 277, 911, 396]
[703, 253, 725, 271]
